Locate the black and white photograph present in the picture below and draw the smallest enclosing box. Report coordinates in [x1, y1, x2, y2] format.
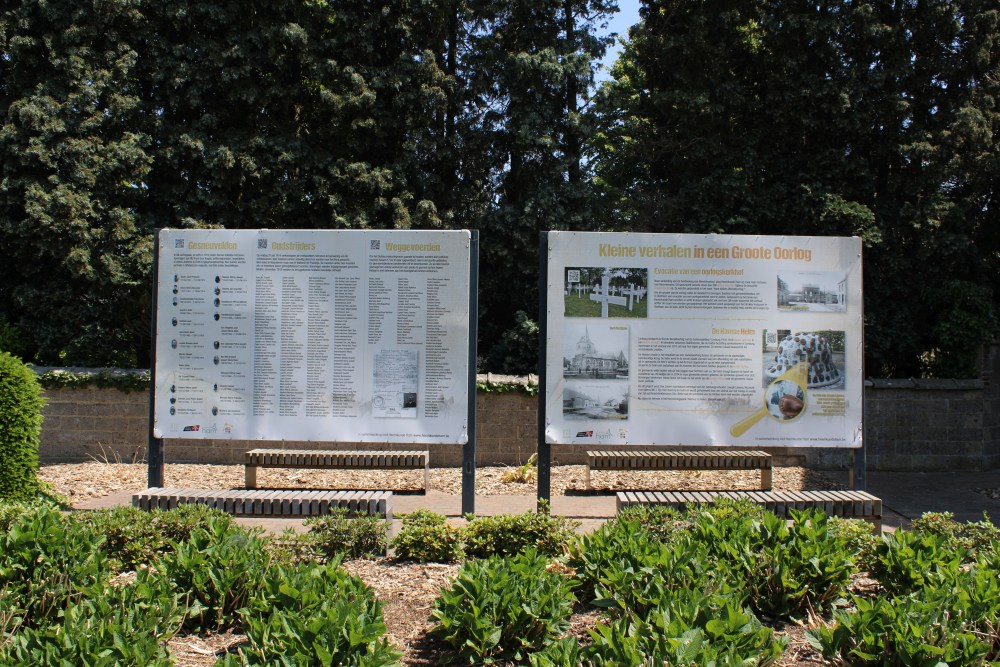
[562, 323, 629, 380]
[777, 271, 847, 312]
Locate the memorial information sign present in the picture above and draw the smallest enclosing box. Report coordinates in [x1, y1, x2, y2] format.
[153, 229, 472, 443]
[545, 232, 863, 448]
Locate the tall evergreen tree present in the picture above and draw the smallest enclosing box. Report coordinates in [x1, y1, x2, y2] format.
[0, 0, 152, 364]
[592, 0, 999, 376]
[469, 0, 616, 369]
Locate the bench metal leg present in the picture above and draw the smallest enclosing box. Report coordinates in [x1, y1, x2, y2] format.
[760, 467, 772, 491]
[423, 459, 430, 493]
[584, 465, 592, 490]
[245, 466, 257, 489]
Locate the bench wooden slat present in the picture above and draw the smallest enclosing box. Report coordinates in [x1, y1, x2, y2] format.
[242, 448, 430, 492]
[585, 449, 773, 490]
[131, 487, 392, 519]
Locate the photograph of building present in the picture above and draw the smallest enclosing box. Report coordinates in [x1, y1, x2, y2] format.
[563, 324, 629, 379]
[777, 271, 847, 312]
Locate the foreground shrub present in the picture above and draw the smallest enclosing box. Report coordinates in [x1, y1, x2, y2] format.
[1, 569, 182, 666]
[612, 503, 689, 543]
[828, 516, 880, 572]
[0, 352, 44, 500]
[80, 504, 238, 572]
[741, 510, 857, 617]
[910, 511, 999, 560]
[431, 549, 577, 664]
[587, 595, 783, 667]
[155, 517, 271, 631]
[0, 505, 109, 630]
[530, 588, 784, 667]
[219, 560, 399, 667]
[304, 508, 389, 559]
[0, 500, 32, 533]
[461, 508, 578, 558]
[574, 522, 714, 617]
[871, 529, 967, 595]
[809, 535, 1000, 666]
[688, 507, 856, 618]
[390, 509, 463, 563]
[807, 588, 994, 667]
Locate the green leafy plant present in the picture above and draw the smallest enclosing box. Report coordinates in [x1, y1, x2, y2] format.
[1, 569, 183, 667]
[390, 509, 464, 563]
[612, 504, 690, 543]
[0, 505, 110, 630]
[501, 453, 537, 483]
[78, 504, 238, 572]
[828, 516, 881, 572]
[0, 351, 45, 500]
[219, 560, 400, 667]
[807, 590, 992, 667]
[153, 503, 236, 543]
[154, 517, 272, 631]
[528, 637, 586, 667]
[304, 508, 389, 559]
[871, 529, 967, 596]
[683, 506, 855, 618]
[431, 549, 578, 664]
[78, 506, 167, 572]
[461, 508, 579, 559]
[577, 524, 715, 617]
[739, 510, 857, 618]
[569, 516, 664, 600]
[910, 511, 1000, 560]
[0, 500, 32, 533]
[569, 588, 784, 667]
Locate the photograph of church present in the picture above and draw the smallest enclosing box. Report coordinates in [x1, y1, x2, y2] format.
[563, 323, 629, 379]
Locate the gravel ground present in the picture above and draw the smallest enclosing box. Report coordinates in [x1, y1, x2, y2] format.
[39, 461, 847, 503]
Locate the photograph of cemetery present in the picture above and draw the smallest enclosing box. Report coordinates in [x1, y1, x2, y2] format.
[563, 323, 630, 380]
[563, 267, 648, 318]
[562, 379, 629, 420]
[777, 271, 847, 312]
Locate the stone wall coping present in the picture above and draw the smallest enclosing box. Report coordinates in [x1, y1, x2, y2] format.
[28, 369, 987, 393]
[865, 378, 985, 391]
[33, 366, 147, 375]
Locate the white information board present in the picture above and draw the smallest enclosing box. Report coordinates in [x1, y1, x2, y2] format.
[544, 232, 863, 448]
[153, 229, 472, 443]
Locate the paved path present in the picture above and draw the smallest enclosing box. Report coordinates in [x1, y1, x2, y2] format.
[74, 469, 998, 535]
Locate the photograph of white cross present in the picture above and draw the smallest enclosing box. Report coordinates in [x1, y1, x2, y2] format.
[590, 270, 629, 317]
[563, 266, 648, 319]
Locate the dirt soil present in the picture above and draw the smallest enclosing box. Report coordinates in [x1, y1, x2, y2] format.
[36, 462, 857, 666]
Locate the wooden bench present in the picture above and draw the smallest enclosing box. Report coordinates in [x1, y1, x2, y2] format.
[132, 487, 393, 520]
[244, 449, 430, 492]
[585, 450, 772, 490]
[616, 489, 881, 532]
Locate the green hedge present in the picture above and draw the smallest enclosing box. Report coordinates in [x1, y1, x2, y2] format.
[35, 368, 539, 396]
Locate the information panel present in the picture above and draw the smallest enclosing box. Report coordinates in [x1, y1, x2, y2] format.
[544, 232, 863, 448]
[153, 229, 472, 443]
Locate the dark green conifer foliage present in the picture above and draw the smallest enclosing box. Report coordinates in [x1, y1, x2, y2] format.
[593, 0, 1000, 376]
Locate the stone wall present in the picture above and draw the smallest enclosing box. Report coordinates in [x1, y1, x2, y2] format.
[38, 345, 1000, 471]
